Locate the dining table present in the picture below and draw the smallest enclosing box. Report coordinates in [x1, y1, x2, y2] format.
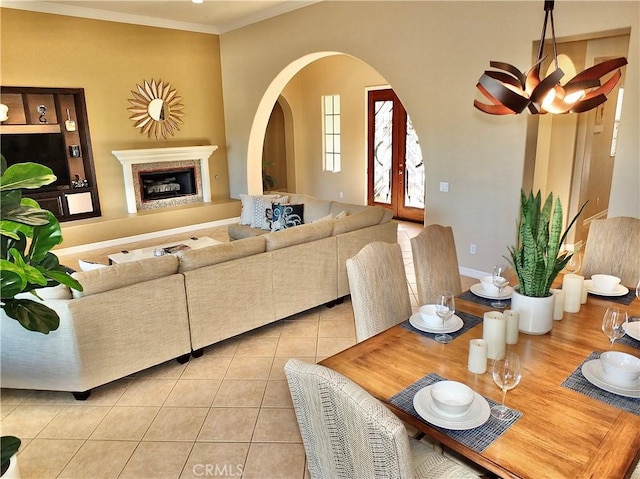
[320, 275, 640, 479]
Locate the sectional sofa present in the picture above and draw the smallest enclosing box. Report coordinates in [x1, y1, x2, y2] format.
[0, 195, 397, 398]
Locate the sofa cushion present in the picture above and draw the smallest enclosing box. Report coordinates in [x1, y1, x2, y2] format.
[287, 194, 332, 222]
[332, 206, 386, 236]
[178, 236, 266, 272]
[35, 284, 73, 300]
[271, 204, 304, 232]
[227, 223, 268, 240]
[71, 255, 179, 298]
[329, 202, 369, 217]
[264, 221, 333, 251]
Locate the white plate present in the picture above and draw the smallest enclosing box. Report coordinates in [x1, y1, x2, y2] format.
[470, 283, 513, 300]
[581, 359, 640, 398]
[623, 321, 640, 342]
[413, 385, 491, 430]
[584, 280, 629, 297]
[409, 313, 463, 334]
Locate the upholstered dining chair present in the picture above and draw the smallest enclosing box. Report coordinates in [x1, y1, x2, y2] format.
[581, 216, 640, 287]
[346, 241, 412, 342]
[411, 224, 463, 305]
[284, 359, 481, 479]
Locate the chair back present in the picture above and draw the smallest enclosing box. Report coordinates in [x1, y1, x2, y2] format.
[581, 216, 640, 287]
[411, 225, 462, 305]
[346, 242, 412, 342]
[284, 358, 415, 479]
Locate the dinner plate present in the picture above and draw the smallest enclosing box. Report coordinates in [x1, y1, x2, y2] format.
[409, 313, 463, 334]
[623, 321, 640, 342]
[584, 279, 629, 297]
[581, 359, 640, 398]
[413, 385, 491, 430]
[470, 283, 513, 300]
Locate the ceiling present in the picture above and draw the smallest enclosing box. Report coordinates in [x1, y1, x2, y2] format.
[1, 0, 319, 34]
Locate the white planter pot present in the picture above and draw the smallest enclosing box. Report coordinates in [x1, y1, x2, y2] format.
[1, 455, 21, 479]
[510, 288, 555, 335]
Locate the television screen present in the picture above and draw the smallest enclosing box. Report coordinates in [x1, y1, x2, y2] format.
[1, 133, 70, 190]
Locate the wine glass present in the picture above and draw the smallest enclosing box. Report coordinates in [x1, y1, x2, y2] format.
[491, 351, 522, 421]
[434, 292, 455, 344]
[635, 278, 639, 301]
[601, 307, 628, 348]
[491, 264, 510, 309]
[566, 252, 582, 275]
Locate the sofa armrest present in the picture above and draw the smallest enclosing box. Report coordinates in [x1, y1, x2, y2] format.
[263, 221, 333, 251]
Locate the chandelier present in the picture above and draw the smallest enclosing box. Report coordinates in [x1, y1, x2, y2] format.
[474, 0, 627, 115]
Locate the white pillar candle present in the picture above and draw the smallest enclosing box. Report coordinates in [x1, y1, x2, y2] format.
[550, 288, 564, 320]
[482, 311, 506, 360]
[467, 339, 488, 374]
[581, 282, 588, 304]
[562, 274, 584, 313]
[503, 310, 519, 344]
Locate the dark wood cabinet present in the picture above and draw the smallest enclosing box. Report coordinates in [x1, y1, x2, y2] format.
[0, 86, 101, 221]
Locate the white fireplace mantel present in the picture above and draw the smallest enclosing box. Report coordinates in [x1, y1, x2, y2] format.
[112, 145, 217, 214]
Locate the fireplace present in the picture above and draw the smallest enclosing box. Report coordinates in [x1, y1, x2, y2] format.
[112, 146, 217, 213]
[139, 167, 197, 202]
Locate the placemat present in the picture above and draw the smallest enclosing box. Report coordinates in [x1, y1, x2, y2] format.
[561, 351, 640, 415]
[619, 318, 640, 349]
[588, 288, 636, 306]
[457, 290, 511, 308]
[389, 373, 522, 454]
[401, 311, 483, 341]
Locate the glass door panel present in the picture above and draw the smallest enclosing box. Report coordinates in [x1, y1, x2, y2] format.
[373, 99, 393, 205]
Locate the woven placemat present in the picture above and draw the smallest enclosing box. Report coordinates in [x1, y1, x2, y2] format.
[389, 373, 522, 454]
[401, 311, 483, 342]
[588, 288, 636, 306]
[619, 318, 640, 349]
[561, 351, 640, 415]
[457, 290, 511, 308]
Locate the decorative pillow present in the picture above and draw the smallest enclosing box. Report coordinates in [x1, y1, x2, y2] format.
[271, 204, 305, 232]
[239, 194, 280, 225]
[78, 259, 109, 271]
[334, 210, 349, 220]
[251, 195, 288, 230]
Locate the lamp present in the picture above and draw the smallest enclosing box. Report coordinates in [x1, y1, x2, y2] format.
[474, 0, 627, 115]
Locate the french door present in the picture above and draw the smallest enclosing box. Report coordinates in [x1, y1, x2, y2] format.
[367, 89, 424, 222]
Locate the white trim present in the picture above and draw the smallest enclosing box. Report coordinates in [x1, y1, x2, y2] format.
[54, 217, 239, 257]
[459, 266, 490, 280]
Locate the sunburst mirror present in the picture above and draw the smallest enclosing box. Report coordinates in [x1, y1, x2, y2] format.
[128, 79, 184, 140]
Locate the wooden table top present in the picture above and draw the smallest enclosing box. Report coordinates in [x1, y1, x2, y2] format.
[320, 279, 640, 479]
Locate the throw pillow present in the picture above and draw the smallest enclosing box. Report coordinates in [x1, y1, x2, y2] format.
[239, 194, 280, 225]
[78, 259, 109, 271]
[271, 204, 305, 232]
[251, 195, 289, 230]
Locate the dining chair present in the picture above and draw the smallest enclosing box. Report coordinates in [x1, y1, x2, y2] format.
[284, 359, 481, 479]
[411, 224, 463, 305]
[346, 241, 412, 342]
[581, 216, 640, 287]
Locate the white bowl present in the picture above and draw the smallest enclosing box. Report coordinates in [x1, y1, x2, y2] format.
[419, 305, 442, 328]
[430, 381, 474, 417]
[600, 351, 640, 386]
[480, 275, 503, 296]
[591, 274, 621, 292]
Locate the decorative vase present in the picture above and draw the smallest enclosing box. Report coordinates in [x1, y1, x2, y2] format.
[1, 455, 21, 479]
[510, 287, 555, 335]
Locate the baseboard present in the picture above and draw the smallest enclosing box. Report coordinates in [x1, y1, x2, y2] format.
[55, 217, 240, 256]
[459, 266, 490, 279]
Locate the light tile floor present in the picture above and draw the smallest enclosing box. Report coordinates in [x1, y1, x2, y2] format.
[1, 221, 475, 479]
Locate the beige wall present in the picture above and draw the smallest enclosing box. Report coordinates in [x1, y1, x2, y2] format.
[1, 8, 239, 248]
[281, 55, 387, 205]
[220, 1, 639, 273]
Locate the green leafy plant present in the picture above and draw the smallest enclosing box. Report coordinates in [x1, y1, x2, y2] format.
[1, 156, 82, 333]
[0, 436, 20, 475]
[507, 190, 586, 297]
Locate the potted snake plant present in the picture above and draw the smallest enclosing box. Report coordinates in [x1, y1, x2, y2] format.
[506, 189, 586, 334]
[1, 156, 83, 477]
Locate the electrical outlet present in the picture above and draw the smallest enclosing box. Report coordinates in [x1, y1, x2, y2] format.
[439, 182, 449, 193]
[339, 192, 344, 198]
[470, 244, 477, 254]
